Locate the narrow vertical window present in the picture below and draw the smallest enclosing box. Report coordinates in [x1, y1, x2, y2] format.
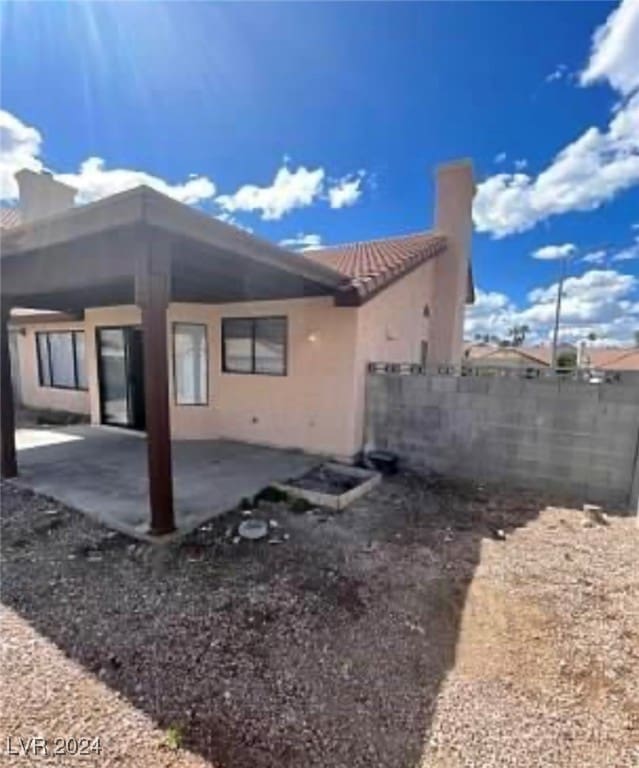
[73, 331, 88, 389]
[173, 323, 208, 405]
[36, 333, 52, 387]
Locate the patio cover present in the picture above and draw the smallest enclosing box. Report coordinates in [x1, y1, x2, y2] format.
[0, 186, 345, 535]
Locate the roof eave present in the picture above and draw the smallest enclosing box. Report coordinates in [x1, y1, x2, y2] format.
[334, 243, 446, 307]
[1, 185, 345, 291]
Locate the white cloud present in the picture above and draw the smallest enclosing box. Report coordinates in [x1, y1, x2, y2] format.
[217, 165, 325, 221]
[532, 243, 577, 260]
[579, 0, 639, 97]
[465, 269, 639, 345]
[214, 211, 253, 233]
[611, 236, 639, 261]
[546, 64, 568, 83]
[2, 108, 367, 224]
[514, 158, 528, 170]
[58, 157, 216, 205]
[582, 249, 607, 264]
[464, 289, 518, 340]
[631, 222, 639, 230]
[327, 171, 365, 209]
[494, 152, 507, 164]
[217, 163, 367, 220]
[0, 109, 217, 206]
[473, 93, 639, 237]
[279, 232, 323, 251]
[0, 110, 43, 199]
[474, 0, 639, 238]
[527, 268, 635, 306]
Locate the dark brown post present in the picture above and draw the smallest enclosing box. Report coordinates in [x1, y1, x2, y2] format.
[0, 305, 18, 478]
[135, 235, 175, 535]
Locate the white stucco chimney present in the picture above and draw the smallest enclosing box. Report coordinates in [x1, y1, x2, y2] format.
[15, 169, 77, 223]
[428, 159, 475, 367]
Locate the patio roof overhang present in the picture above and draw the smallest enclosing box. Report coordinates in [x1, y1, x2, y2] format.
[0, 186, 350, 537]
[1, 185, 345, 313]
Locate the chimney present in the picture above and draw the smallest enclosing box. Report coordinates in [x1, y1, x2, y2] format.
[15, 169, 76, 223]
[428, 159, 475, 367]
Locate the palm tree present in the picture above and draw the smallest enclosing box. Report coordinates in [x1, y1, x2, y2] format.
[508, 324, 530, 347]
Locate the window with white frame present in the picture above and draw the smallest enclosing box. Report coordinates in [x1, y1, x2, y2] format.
[173, 323, 208, 405]
[36, 331, 87, 390]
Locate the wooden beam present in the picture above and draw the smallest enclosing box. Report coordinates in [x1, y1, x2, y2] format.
[135, 236, 175, 535]
[0, 307, 18, 478]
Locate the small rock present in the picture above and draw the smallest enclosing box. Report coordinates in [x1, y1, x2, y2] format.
[269, 519, 279, 528]
[232, 536, 241, 545]
[238, 519, 269, 541]
[583, 504, 608, 526]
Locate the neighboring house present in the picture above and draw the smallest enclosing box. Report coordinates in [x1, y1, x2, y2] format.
[1, 162, 474, 470]
[463, 342, 639, 375]
[579, 347, 639, 372]
[463, 343, 552, 370]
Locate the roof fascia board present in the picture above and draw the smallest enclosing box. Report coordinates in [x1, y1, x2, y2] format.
[1, 187, 146, 257]
[141, 188, 344, 289]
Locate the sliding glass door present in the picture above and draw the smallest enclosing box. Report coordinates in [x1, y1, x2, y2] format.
[96, 327, 146, 430]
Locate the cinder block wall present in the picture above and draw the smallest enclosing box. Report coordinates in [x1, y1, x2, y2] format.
[366, 373, 639, 509]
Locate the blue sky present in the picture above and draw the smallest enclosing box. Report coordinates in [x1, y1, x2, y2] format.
[1, 0, 638, 344]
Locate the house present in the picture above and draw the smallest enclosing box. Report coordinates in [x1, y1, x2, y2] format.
[463, 343, 553, 371]
[463, 341, 639, 376]
[1, 161, 474, 533]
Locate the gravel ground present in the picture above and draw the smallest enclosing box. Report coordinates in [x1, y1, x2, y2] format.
[1, 476, 637, 767]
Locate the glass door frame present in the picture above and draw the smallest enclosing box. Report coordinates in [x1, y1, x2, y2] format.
[96, 325, 145, 430]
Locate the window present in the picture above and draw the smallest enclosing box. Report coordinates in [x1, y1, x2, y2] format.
[173, 323, 208, 405]
[222, 316, 287, 376]
[36, 331, 87, 390]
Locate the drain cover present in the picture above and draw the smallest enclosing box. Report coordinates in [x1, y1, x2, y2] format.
[238, 519, 268, 541]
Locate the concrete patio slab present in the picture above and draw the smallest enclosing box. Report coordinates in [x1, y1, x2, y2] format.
[13, 426, 318, 540]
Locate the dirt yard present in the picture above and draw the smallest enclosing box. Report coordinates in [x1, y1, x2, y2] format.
[1, 475, 637, 767]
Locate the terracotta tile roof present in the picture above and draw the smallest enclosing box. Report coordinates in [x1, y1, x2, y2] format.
[464, 344, 552, 366]
[0, 207, 21, 230]
[303, 231, 448, 304]
[588, 348, 639, 371]
[464, 343, 639, 371]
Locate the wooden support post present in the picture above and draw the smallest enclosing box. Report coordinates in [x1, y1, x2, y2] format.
[135, 237, 175, 535]
[0, 306, 18, 478]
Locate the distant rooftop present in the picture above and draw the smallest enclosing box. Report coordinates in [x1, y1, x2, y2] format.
[0, 207, 21, 230]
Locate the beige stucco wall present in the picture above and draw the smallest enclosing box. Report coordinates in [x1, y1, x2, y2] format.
[352, 259, 436, 449]
[85, 299, 361, 458]
[13, 321, 90, 414]
[15, 257, 440, 458]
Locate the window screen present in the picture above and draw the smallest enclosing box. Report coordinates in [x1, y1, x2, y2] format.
[173, 323, 208, 405]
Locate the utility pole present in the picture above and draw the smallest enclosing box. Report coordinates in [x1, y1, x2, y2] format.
[550, 255, 567, 371]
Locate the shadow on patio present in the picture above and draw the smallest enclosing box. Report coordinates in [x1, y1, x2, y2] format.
[13, 425, 317, 537]
[0, 470, 557, 767]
